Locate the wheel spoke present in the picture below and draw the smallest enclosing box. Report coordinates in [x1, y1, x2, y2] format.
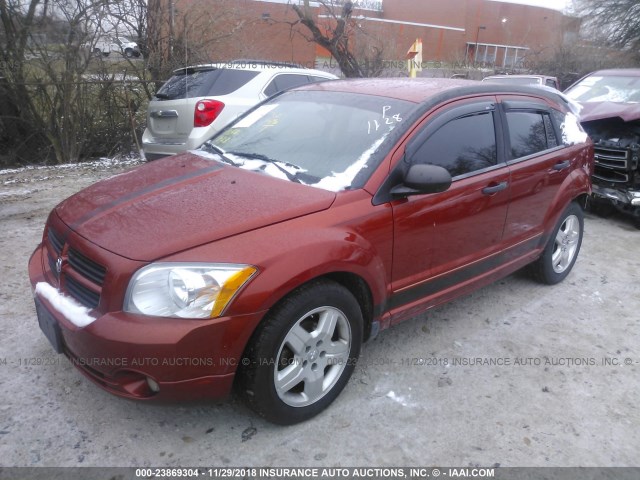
[303, 369, 325, 401]
[315, 309, 340, 340]
[323, 339, 349, 362]
[559, 248, 571, 270]
[285, 324, 312, 356]
[275, 362, 305, 394]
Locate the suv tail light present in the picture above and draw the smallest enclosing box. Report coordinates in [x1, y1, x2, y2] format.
[194, 100, 225, 127]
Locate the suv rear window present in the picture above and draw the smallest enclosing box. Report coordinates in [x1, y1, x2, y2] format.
[154, 68, 260, 100]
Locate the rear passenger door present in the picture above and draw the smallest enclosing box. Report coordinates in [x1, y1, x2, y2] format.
[498, 97, 572, 247]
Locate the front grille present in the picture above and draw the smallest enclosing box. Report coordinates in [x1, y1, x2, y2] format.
[64, 274, 100, 309]
[593, 145, 637, 185]
[44, 226, 107, 310]
[48, 228, 64, 255]
[594, 146, 629, 170]
[68, 248, 107, 285]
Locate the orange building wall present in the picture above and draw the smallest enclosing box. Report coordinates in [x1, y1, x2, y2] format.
[170, 0, 577, 70]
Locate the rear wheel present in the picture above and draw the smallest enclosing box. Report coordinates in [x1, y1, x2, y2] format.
[238, 279, 363, 425]
[530, 202, 584, 285]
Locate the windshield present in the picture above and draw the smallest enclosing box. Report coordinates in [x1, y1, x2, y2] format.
[564, 74, 640, 103]
[197, 90, 414, 192]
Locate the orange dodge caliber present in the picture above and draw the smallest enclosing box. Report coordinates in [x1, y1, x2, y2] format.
[29, 78, 594, 424]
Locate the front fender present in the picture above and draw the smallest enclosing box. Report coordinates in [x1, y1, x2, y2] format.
[162, 190, 394, 321]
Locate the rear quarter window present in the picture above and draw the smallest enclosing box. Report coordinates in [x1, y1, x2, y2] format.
[263, 74, 310, 97]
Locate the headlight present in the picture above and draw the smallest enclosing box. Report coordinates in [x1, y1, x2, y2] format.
[124, 263, 257, 319]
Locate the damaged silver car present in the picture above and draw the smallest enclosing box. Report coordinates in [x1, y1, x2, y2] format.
[565, 69, 640, 228]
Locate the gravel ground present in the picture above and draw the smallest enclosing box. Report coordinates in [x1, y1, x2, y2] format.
[1, 159, 639, 468]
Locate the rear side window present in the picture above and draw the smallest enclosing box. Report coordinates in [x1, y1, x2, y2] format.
[263, 74, 310, 97]
[155, 69, 259, 100]
[506, 111, 558, 159]
[412, 112, 497, 177]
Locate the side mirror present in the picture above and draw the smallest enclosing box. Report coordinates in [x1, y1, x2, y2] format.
[391, 164, 452, 197]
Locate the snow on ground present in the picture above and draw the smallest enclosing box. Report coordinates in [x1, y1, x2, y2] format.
[1, 155, 143, 183]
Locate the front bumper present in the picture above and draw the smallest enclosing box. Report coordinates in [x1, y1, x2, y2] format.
[592, 184, 640, 208]
[29, 244, 264, 401]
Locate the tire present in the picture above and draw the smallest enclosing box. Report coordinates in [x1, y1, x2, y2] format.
[237, 279, 363, 425]
[530, 202, 584, 285]
[125, 48, 133, 58]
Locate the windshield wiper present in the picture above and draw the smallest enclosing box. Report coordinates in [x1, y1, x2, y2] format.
[200, 143, 238, 166]
[226, 151, 306, 183]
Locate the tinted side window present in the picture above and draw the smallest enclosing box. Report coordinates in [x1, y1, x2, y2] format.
[545, 79, 558, 89]
[506, 111, 551, 158]
[412, 112, 497, 177]
[207, 69, 260, 95]
[507, 111, 560, 158]
[264, 74, 309, 96]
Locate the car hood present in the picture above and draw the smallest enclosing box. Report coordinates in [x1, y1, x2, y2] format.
[55, 154, 336, 261]
[578, 101, 640, 123]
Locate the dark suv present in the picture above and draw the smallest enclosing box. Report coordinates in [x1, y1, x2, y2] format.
[29, 79, 593, 424]
[564, 69, 640, 227]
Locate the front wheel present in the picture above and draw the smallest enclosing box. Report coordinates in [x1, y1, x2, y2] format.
[530, 202, 584, 285]
[237, 279, 363, 425]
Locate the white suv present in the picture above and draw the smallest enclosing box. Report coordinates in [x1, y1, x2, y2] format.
[92, 37, 140, 58]
[142, 61, 338, 160]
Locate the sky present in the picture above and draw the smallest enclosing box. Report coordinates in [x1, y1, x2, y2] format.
[492, 0, 570, 12]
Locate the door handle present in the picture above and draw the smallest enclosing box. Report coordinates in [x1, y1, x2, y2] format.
[482, 181, 508, 195]
[553, 160, 570, 171]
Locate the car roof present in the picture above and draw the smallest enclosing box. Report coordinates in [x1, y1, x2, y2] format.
[297, 77, 568, 106]
[172, 63, 336, 77]
[586, 69, 640, 77]
[483, 74, 553, 80]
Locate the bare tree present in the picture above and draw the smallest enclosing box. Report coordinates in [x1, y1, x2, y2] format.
[290, 0, 384, 77]
[572, 0, 640, 61]
[0, 0, 146, 164]
[135, 0, 250, 89]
